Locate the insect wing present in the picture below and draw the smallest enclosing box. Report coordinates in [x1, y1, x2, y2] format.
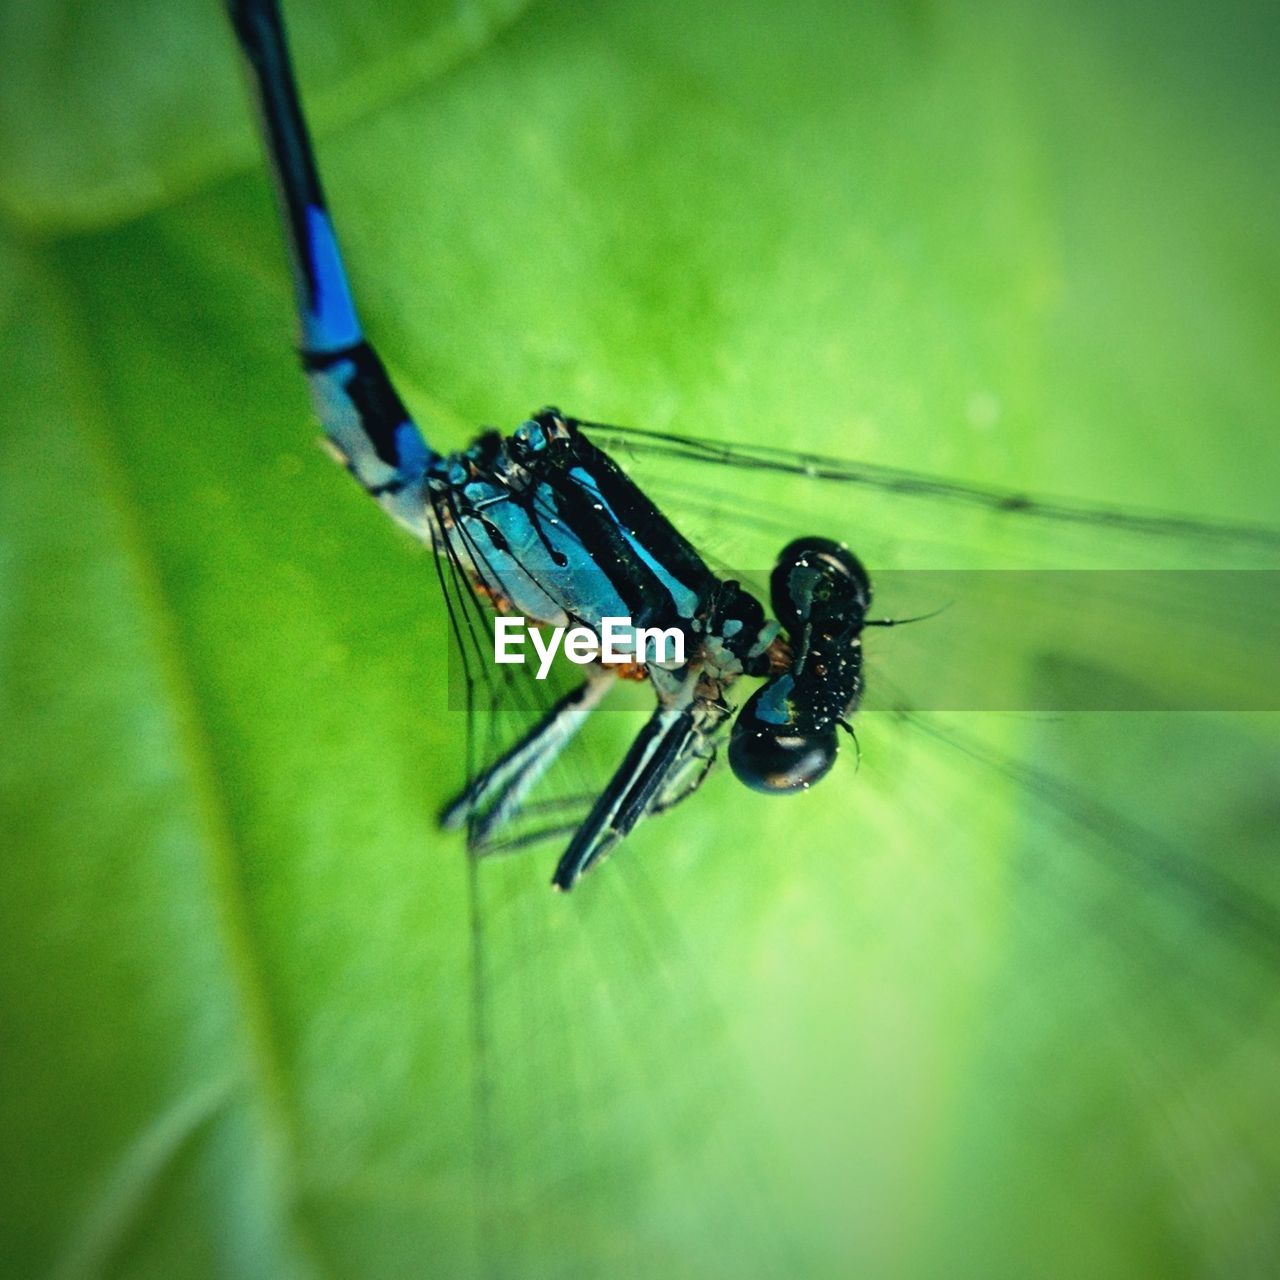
[584, 422, 1280, 570]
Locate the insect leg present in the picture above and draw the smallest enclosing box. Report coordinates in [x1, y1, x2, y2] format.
[551, 704, 699, 891]
[227, 0, 437, 514]
[440, 674, 614, 847]
[651, 743, 718, 815]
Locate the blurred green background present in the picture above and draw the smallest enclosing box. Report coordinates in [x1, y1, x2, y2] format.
[2, 0, 1279, 1276]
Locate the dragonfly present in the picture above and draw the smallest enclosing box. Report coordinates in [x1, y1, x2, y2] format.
[227, 0, 1280, 904]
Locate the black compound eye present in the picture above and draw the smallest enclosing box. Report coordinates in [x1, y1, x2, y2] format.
[728, 721, 839, 794]
[728, 680, 840, 793]
[770, 537, 870, 633]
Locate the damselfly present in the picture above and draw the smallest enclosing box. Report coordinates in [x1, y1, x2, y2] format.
[214, 2, 1280, 1268]
[227, 0, 1280, 903]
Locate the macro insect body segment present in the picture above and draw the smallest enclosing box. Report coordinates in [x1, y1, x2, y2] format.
[730, 539, 871, 792]
[228, 0, 867, 888]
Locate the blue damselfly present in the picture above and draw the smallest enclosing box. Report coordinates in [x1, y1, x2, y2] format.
[227, 0, 1280, 895]
[222, 4, 1280, 1268]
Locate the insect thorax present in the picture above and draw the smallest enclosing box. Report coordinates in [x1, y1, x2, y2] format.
[427, 410, 778, 681]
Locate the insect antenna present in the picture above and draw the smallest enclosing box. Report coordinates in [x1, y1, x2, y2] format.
[863, 602, 953, 628]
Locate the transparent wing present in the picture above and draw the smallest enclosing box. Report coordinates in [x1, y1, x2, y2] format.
[428, 501, 602, 859]
[445, 422, 1280, 1273]
[430, 484, 711, 876]
[437, 418, 1279, 893]
[584, 420, 1280, 571]
[586, 424, 1280, 961]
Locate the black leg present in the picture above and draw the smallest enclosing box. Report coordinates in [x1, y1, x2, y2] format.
[551, 704, 699, 891]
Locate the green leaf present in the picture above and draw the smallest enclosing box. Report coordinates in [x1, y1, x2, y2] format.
[3, 0, 1279, 1277]
[0, 0, 532, 233]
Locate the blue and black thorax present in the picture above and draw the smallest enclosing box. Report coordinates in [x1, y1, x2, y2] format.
[431, 410, 776, 675]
